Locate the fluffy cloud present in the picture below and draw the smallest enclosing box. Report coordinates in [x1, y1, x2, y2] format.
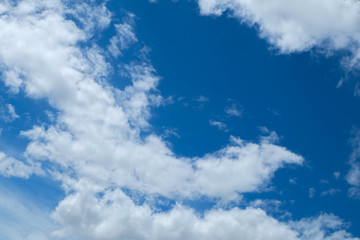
[0, 0, 358, 239]
[291, 214, 359, 240]
[52, 185, 360, 240]
[197, 0, 360, 69]
[52, 186, 300, 240]
[0, 0, 303, 202]
[0, 152, 42, 178]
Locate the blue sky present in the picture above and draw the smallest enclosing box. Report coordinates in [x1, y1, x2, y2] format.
[1, 0, 360, 239]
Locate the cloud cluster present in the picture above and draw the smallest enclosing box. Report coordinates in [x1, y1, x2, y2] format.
[197, 0, 360, 70]
[0, 0, 358, 239]
[52, 184, 359, 240]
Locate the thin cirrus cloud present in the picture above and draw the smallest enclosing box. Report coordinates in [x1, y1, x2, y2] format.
[0, 0, 359, 239]
[347, 129, 360, 199]
[209, 119, 227, 131]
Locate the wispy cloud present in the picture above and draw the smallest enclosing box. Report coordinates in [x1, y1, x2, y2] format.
[194, 95, 209, 103]
[225, 103, 242, 117]
[0, 152, 43, 179]
[0, 104, 19, 122]
[108, 13, 138, 58]
[321, 188, 341, 197]
[309, 187, 316, 198]
[209, 119, 227, 131]
[346, 128, 360, 199]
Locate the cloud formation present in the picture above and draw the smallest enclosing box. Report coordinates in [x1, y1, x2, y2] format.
[197, 0, 360, 70]
[0, 0, 358, 239]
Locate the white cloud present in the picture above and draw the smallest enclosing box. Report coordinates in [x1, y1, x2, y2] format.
[260, 130, 280, 144]
[194, 95, 209, 103]
[348, 187, 360, 200]
[347, 162, 360, 187]
[52, 183, 360, 240]
[197, 0, 360, 70]
[225, 103, 242, 117]
[163, 128, 180, 138]
[64, 1, 112, 34]
[52, 188, 300, 240]
[108, 14, 138, 58]
[321, 188, 341, 197]
[209, 119, 227, 131]
[0, 103, 19, 122]
[51, 185, 360, 240]
[0, 1, 358, 240]
[346, 129, 360, 199]
[0, 0, 304, 201]
[248, 199, 285, 215]
[7, 104, 19, 120]
[0, 152, 42, 178]
[291, 214, 359, 240]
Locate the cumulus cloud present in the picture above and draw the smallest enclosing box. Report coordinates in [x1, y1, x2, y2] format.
[52, 186, 360, 240]
[2, 9, 298, 201]
[52, 183, 360, 240]
[0, 0, 302, 200]
[0, 0, 358, 239]
[197, 0, 360, 70]
[53, 188, 300, 240]
[0, 152, 42, 178]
